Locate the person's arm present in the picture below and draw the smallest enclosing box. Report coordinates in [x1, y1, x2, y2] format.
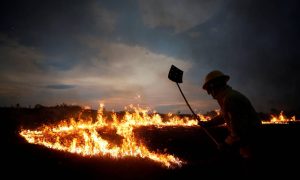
[200, 115, 225, 127]
[223, 94, 248, 145]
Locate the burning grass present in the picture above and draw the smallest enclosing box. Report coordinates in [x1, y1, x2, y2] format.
[261, 111, 296, 124]
[19, 103, 298, 168]
[19, 104, 201, 168]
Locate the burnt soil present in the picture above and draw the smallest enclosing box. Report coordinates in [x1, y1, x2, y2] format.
[1, 107, 300, 179]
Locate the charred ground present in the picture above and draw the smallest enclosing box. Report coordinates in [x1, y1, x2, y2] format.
[1, 105, 300, 179]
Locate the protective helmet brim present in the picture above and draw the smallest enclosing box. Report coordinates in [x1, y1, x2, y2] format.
[202, 75, 230, 90]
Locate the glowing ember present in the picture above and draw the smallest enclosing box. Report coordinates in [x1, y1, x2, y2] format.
[20, 104, 201, 168]
[262, 111, 296, 124]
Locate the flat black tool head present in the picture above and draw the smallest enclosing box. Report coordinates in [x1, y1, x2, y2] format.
[168, 65, 183, 83]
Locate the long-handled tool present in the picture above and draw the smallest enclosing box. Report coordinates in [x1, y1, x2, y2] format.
[168, 65, 220, 148]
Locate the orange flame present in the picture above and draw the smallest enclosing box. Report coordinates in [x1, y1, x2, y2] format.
[262, 111, 296, 124]
[20, 104, 200, 168]
[197, 109, 220, 122]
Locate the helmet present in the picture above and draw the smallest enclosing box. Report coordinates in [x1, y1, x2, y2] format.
[202, 70, 230, 90]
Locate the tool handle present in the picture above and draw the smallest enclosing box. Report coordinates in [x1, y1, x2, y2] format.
[176, 83, 220, 147]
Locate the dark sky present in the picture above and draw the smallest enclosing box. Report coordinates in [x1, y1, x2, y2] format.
[0, 0, 299, 113]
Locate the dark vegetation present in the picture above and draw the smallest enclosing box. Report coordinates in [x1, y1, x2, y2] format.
[1, 104, 300, 179]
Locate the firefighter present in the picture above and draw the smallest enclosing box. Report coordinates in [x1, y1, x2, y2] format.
[202, 70, 261, 160]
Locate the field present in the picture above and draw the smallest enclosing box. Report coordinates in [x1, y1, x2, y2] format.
[1, 107, 300, 179]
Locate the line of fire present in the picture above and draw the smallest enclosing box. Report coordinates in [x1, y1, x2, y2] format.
[19, 104, 298, 168]
[2, 101, 300, 179]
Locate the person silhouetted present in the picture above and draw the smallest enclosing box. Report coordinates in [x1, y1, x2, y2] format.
[201, 70, 262, 177]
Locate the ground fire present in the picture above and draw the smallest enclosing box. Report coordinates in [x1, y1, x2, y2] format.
[262, 111, 296, 124]
[19, 104, 202, 168]
[19, 104, 298, 168]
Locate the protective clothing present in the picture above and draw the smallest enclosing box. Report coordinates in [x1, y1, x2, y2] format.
[215, 85, 261, 159]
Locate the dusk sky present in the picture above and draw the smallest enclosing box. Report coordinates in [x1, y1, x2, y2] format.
[1, 0, 299, 114]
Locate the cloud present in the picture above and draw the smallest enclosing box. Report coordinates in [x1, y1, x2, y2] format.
[91, 3, 118, 33]
[45, 84, 76, 90]
[0, 34, 49, 100]
[0, 34, 43, 77]
[1, 0, 299, 114]
[0, 34, 81, 106]
[180, 0, 300, 112]
[138, 0, 221, 33]
[0, 34, 199, 112]
[62, 37, 194, 111]
[188, 31, 201, 38]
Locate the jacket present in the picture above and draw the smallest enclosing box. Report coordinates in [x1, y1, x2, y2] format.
[215, 85, 261, 145]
